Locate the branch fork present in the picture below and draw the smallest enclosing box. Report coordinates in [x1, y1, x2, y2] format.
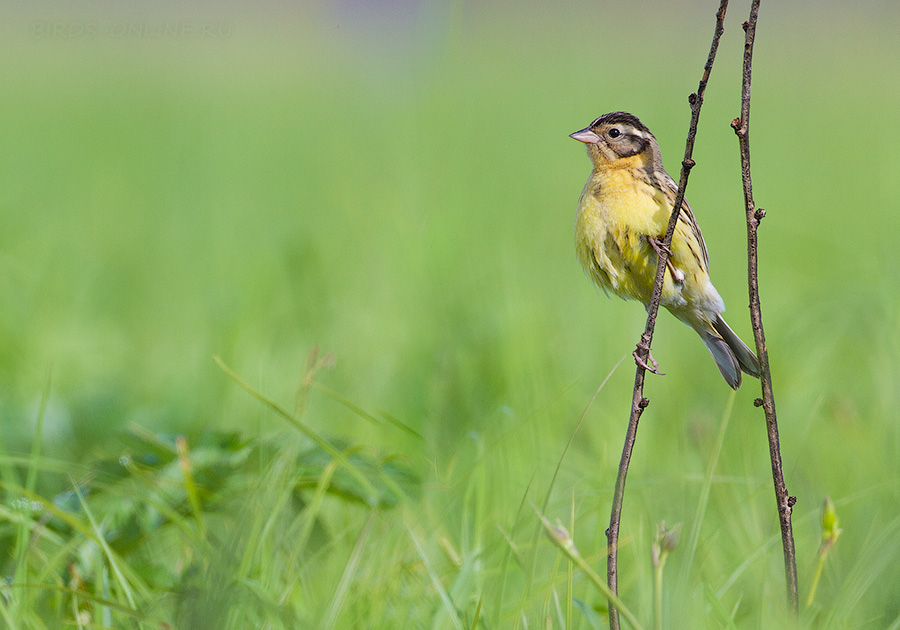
[604, 1, 799, 626]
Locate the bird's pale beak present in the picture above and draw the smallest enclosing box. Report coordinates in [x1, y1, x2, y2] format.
[569, 128, 601, 144]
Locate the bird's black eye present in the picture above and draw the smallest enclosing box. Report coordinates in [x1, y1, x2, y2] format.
[608, 128, 621, 138]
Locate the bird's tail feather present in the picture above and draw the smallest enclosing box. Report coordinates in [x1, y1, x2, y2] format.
[712, 315, 760, 378]
[702, 333, 743, 389]
[697, 315, 760, 389]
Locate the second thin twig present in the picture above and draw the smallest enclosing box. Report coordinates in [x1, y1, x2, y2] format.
[730, 0, 800, 613]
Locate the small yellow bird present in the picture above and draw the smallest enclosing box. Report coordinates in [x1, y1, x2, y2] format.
[570, 111, 759, 388]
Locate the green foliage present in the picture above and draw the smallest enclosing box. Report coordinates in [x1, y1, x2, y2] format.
[1, 2, 900, 628]
[0, 420, 419, 628]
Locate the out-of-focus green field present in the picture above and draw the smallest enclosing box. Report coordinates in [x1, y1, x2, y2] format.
[1, 1, 899, 627]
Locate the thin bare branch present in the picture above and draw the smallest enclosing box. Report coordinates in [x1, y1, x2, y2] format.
[605, 2, 729, 627]
[730, 0, 800, 613]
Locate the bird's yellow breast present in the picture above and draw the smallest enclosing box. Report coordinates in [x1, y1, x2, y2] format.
[574, 165, 708, 307]
[580, 164, 671, 234]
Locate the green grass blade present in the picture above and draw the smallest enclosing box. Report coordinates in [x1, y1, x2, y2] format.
[69, 478, 139, 609]
[684, 389, 736, 579]
[408, 526, 465, 630]
[320, 512, 376, 630]
[214, 355, 383, 504]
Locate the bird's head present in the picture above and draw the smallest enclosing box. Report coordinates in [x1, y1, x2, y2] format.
[570, 112, 660, 169]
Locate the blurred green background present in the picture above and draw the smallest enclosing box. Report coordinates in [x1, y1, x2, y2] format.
[1, 0, 899, 626]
